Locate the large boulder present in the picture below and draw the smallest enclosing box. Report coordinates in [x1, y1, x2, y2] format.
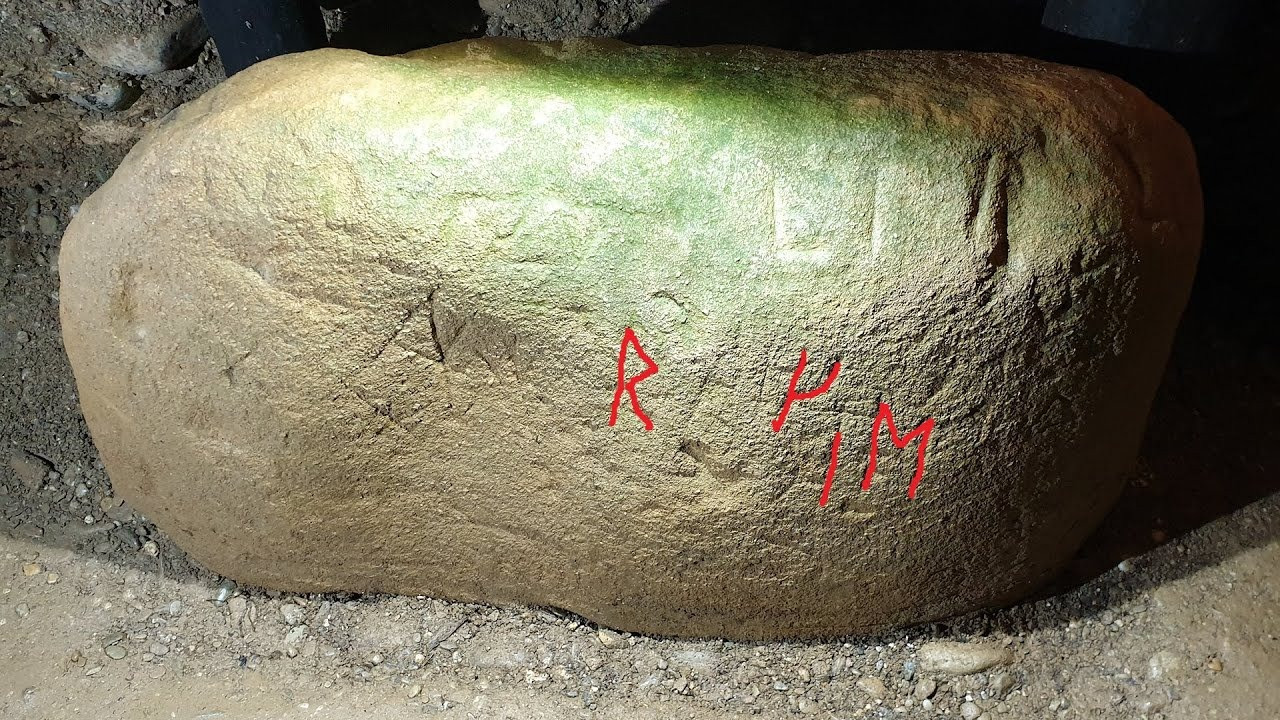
[59, 38, 1201, 639]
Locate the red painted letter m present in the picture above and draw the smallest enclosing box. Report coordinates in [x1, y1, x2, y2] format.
[861, 403, 936, 499]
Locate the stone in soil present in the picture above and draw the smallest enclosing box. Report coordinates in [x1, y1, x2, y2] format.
[989, 670, 1015, 697]
[8, 450, 52, 489]
[68, 78, 141, 113]
[917, 641, 1014, 676]
[596, 628, 628, 649]
[856, 676, 888, 698]
[280, 604, 305, 626]
[79, 7, 208, 75]
[60, 37, 1202, 640]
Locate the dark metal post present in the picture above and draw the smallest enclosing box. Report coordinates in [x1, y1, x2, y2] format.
[198, 0, 327, 76]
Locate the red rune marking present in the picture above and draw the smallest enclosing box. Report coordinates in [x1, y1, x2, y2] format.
[770, 349, 842, 432]
[862, 402, 936, 499]
[608, 327, 659, 431]
[818, 431, 843, 507]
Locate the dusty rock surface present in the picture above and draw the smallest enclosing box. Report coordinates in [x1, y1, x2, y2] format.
[60, 38, 1200, 638]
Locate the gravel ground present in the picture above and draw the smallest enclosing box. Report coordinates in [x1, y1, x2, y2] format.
[2, 1, 1278, 718]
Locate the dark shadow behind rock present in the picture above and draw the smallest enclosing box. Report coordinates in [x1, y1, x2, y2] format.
[325, 0, 484, 56]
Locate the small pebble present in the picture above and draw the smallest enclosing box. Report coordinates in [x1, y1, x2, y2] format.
[856, 676, 887, 698]
[914, 678, 938, 700]
[213, 579, 237, 603]
[15, 603, 31, 618]
[408, 684, 422, 698]
[1148, 650, 1185, 679]
[70, 78, 141, 113]
[1206, 657, 1223, 672]
[22, 562, 41, 576]
[46, 572, 59, 584]
[104, 644, 127, 660]
[597, 628, 628, 649]
[988, 671, 1015, 698]
[36, 214, 58, 235]
[917, 641, 1013, 676]
[280, 604, 305, 626]
[960, 701, 982, 720]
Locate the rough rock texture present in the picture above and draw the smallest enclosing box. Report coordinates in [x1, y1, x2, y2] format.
[58, 38, 1201, 640]
[79, 6, 208, 75]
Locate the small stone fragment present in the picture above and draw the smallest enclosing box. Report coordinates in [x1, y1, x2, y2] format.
[280, 604, 305, 626]
[284, 625, 308, 648]
[917, 642, 1013, 676]
[69, 78, 141, 113]
[1147, 650, 1185, 679]
[960, 700, 982, 720]
[988, 670, 1015, 698]
[36, 215, 59, 236]
[15, 603, 31, 618]
[213, 578, 237, 603]
[596, 628, 629, 649]
[8, 450, 52, 489]
[104, 644, 127, 660]
[22, 562, 41, 576]
[46, 572, 60, 584]
[408, 684, 422, 698]
[856, 676, 887, 698]
[914, 678, 938, 700]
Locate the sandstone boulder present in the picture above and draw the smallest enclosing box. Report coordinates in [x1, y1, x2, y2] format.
[59, 38, 1201, 639]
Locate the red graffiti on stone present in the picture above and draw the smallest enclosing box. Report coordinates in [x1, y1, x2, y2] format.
[861, 402, 935, 500]
[608, 327, 659, 431]
[770, 348, 842, 432]
[606, 331, 935, 504]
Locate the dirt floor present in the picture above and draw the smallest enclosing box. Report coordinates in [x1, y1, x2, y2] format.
[2, 1, 1278, 718]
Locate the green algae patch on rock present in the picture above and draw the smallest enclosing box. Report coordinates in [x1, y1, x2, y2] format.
[59, 38, 1201, 639]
